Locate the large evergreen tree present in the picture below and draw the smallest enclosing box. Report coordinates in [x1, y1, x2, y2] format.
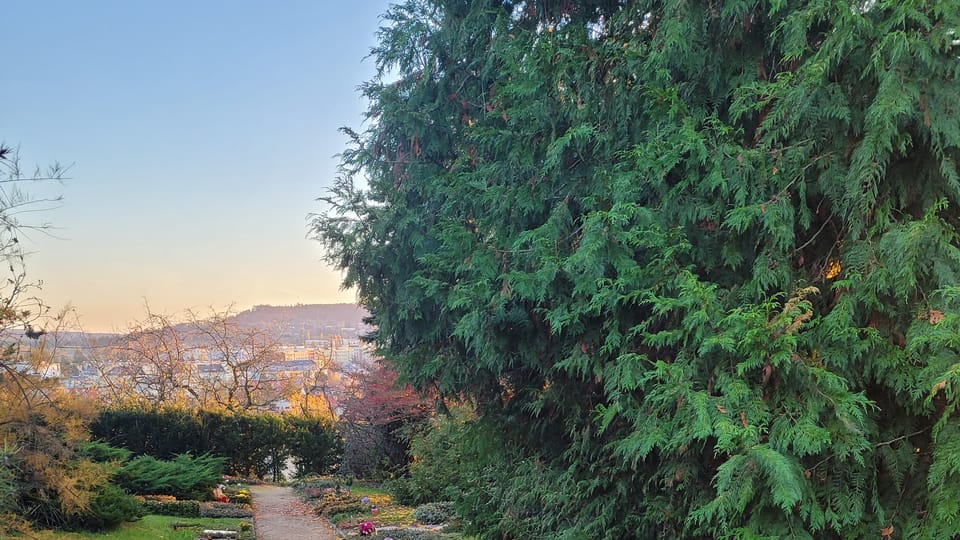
[312, 1, 960, 537]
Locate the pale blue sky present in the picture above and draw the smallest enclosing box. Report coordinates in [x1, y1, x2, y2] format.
[2, 1, 391, 331]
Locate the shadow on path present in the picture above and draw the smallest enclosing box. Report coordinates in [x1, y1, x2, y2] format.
[250, 485, 337, 540]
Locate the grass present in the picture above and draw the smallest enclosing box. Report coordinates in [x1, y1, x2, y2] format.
[320, 483, 415, 529]
[31, 514, 251, 540]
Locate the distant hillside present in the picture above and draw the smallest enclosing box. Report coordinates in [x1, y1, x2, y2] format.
[228, 304, 371, 343]
[8, 304, 372, 348]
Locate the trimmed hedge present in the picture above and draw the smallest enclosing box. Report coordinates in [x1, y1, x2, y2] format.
[92, 407, 342, 481]
[137, 498, 201, 518]
[200, 502, 255, 518]
[285, 415, 343, 477]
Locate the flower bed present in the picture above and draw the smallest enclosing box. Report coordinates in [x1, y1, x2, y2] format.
[303, 480, 471, 539]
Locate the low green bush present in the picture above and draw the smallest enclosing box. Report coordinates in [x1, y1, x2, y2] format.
[78, 440, 132, 464]
[412, 502, 456, 525]
[329, 511, 355, 525]
[72, 484, 143, 530]
[384, 477, 418, 506]
[139, 498, 201, 517]
[116, 453, 224, 500]
[388, 408, 472, 506]
[200, 502, 254, 518]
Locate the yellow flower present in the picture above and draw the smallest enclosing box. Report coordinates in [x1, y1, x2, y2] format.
[825, 259, 841, 279]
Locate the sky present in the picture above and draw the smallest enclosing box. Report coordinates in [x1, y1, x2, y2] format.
[1, 1, 392, 332]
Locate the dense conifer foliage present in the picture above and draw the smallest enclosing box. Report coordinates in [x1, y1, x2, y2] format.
[312, 1, 960, 537]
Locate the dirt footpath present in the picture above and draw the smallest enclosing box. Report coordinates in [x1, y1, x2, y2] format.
[250, 485, 338, 540]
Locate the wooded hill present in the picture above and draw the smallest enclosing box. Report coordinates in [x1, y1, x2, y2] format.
[229, 304, 369, 341]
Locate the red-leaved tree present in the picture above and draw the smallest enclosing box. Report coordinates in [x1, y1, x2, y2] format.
[337, 363, 432, 478]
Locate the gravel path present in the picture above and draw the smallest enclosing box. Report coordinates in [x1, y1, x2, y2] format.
[250, 485, 338, 540]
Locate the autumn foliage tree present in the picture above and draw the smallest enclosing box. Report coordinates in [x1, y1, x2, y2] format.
[312, 1, 960, 537]
[0, 143, 132, 533]
[0, 376, 113, 530]
[338, 363, 432, 478]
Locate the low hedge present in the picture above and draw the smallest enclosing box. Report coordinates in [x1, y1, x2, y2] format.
[200, 502, 255, 518]
[138, 498, 201, 517]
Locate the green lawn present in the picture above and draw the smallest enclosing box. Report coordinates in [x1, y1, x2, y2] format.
[32, 515, 250, 540]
